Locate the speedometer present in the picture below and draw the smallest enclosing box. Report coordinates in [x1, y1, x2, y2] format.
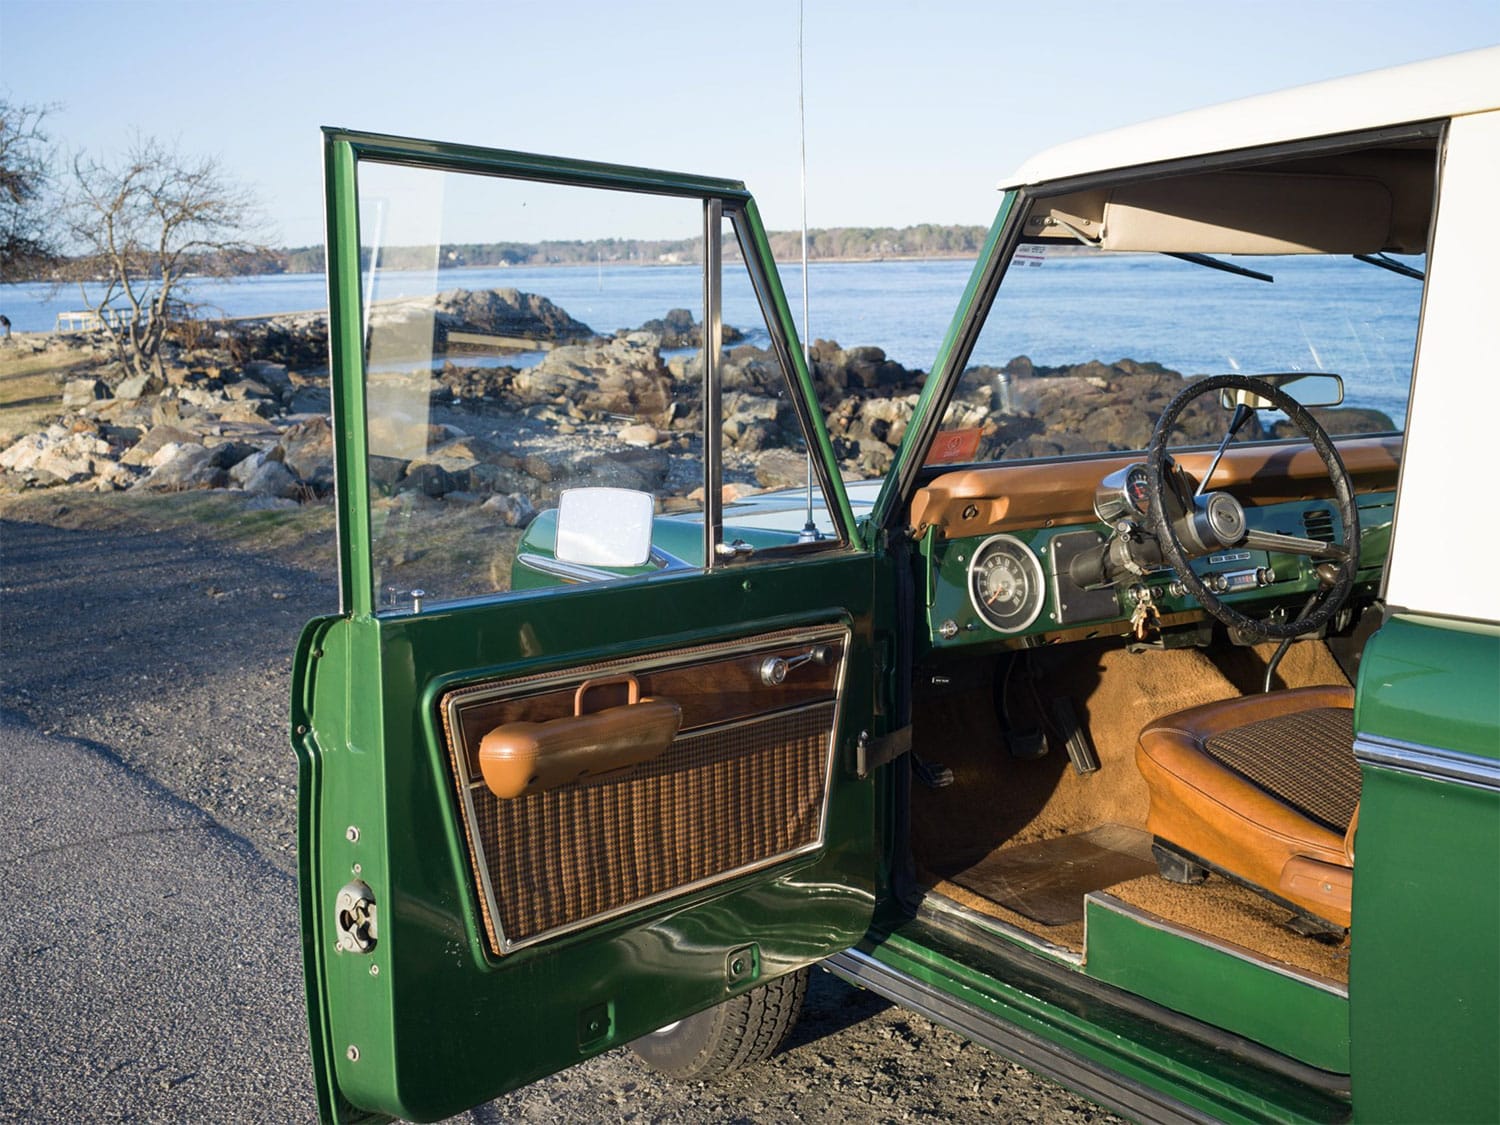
[967, 534, 1046, 633]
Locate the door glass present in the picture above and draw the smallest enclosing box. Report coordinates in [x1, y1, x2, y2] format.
[718, 224, 839, 542]
[357, 161, 706, 611]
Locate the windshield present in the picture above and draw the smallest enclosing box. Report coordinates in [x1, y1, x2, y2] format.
[932, 241, 1423, 465]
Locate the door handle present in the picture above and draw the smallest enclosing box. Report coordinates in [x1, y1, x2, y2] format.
[478, 674, 682, 799]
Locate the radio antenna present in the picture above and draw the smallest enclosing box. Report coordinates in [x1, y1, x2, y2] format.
[797, 0, 820, 542]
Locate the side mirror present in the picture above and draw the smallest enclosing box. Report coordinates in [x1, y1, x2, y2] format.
[1219, 373, 1344, 411]
[555, 488, 655, 568]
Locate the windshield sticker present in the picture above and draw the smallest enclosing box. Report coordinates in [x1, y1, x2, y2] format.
[926, 427, 983, 465]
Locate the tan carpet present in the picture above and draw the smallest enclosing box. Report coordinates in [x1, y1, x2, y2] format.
[910, 636, 1352, 969]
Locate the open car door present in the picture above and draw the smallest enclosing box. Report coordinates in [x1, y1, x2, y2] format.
[292, 131, 891, 1122]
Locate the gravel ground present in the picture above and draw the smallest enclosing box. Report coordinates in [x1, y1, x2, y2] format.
[0, 513, 1123, 1124]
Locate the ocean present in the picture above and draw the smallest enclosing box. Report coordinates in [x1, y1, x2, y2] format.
[0, 254, 1419, 423]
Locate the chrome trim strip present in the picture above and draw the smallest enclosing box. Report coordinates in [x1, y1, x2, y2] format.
[1085, 893, 1349, 998]
[514, 547, 691, 586]
[1354, 732, 1500, 791]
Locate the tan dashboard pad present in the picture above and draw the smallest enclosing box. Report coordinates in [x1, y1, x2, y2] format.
[479, 690, 683, 799]
[909, 435, 1401, 538]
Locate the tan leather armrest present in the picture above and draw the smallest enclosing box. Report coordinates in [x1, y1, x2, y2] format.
[479, 698, 682, 799]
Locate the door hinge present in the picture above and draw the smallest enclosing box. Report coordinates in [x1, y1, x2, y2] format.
[855, 726, 912, 779]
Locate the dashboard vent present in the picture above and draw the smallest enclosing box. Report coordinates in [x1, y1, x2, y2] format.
[1303, 508, 1336, 543]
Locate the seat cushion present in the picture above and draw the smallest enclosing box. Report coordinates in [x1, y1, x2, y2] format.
[1136, 685, 1357, 925]
[1203, 706, 1359, 833]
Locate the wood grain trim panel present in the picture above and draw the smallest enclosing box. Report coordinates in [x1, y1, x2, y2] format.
[443, 630, 847, 780]
[910, 435, 1401, 539]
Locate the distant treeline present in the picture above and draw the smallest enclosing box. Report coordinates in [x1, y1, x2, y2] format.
[211, 224, 990, 276]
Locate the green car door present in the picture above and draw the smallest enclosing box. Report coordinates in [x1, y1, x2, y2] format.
[293, 131, 893, 1123]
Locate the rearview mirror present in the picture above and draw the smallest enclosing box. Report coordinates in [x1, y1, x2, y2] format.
[555, 488, 654, 568]
[1219, 373, 1344, 411]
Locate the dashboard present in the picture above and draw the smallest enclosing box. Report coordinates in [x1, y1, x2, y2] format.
[909, 437, 1400, 652]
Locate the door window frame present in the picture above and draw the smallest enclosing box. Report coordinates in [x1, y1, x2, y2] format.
[323, 128, 858, 618]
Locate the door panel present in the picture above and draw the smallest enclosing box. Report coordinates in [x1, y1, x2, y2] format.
[439, 624, 850, 954]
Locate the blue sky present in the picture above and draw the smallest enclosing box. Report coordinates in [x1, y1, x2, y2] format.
[3, 0, 1498, 247]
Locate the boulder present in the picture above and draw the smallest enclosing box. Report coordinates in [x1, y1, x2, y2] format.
[137, 443, 228, 490]
[618, 423, 659, 447]
[114, 373, 161, 401]
[0, 432, 53, 473]
[279, 416, 335, 491]
[121, 424, 200, 467]
[34, 433, 115, 483]
[62, 378, 111, 408]
[242, 459, 302, 500]
[754, 448, 813, 490]
[481, 492, 535, 527]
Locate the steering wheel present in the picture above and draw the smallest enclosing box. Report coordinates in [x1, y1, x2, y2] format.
[1144, 374, 1361, 642]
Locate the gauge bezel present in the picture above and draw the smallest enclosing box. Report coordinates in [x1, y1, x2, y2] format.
[966, 533, 1047, 634]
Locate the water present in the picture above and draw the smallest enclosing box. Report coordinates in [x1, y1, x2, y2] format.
[0, 255, 1419, 421]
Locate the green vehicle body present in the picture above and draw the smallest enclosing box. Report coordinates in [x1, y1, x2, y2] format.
[296, 52, 1500, 1125]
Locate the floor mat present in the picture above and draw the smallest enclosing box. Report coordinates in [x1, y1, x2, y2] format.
[943, 824, 1156, 927]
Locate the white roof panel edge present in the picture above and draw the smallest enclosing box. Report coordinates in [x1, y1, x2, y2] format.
[1000, 46, 1500, 190]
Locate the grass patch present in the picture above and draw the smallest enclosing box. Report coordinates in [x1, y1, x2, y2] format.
[0, 341, 102, 446]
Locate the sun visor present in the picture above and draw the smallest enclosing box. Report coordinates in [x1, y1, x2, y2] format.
[1027, 173, 1396, 254]
[1103, 172, 1394, 254]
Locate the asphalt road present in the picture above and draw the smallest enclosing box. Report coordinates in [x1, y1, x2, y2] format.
[0, 515, 1120, 1124]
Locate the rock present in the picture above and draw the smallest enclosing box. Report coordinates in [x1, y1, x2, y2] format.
[228, 449, 273, 486]
[368, 455, 409, 493]
[279, 416, 335, 492]
[0, 432, 52, 473]
[242, 459, 302, 500]
[121, 424, 200, 467]
[62, 378, 111, 408]
[618, 423, 659, 447]
[115, 373, 160, 400]
[754, 448, 813, 490]
[442, 490, 483, 507]
[34, 433, 114, 483]
[243, 360, 293, 400]
[400, 461, 456, 497]
[514, 336, 672, 420]
[482, 492, 535, 527]
[137, 443, 228, 491]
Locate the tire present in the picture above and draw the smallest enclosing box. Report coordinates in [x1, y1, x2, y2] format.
[629, 967, 809, 1081]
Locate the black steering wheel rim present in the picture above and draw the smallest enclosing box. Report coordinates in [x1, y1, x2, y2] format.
[1144, 374, 1360, 642]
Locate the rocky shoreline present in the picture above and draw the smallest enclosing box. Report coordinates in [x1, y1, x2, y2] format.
[0, 287, 1393, 519]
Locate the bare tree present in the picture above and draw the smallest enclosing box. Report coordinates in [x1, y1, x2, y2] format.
[0, 95, 60, 280]
[64, 136, 266, 380]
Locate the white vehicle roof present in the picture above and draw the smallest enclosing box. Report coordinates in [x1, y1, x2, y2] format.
[1000, 46, 1500, 189]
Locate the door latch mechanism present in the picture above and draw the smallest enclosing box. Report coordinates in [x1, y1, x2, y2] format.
[335, 880, 378, 954]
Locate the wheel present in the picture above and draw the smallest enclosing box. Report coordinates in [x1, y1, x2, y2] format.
[629, 967, 808, 1081]
[1144, 374, 1361, 641]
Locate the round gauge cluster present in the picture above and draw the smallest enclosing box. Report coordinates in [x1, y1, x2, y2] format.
[967, 534, 1046, 633]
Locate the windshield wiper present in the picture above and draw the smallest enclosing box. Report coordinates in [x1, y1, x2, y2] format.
[1165, 252, 1274, 283]
[1353, 253, 1425, 281]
